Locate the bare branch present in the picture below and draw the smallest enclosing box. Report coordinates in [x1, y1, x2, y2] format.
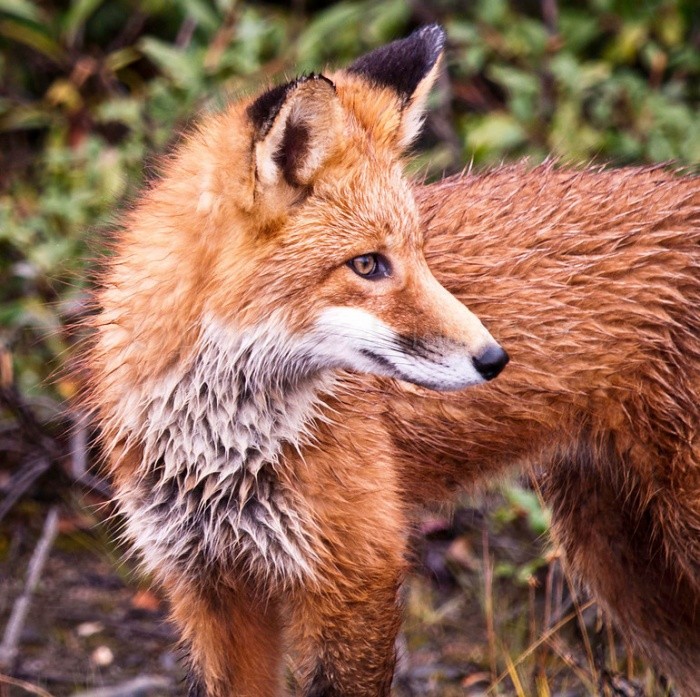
[0, 506, 60, 670]
[69, 675, 173, 697]
[0, 386, 58, 459]
[0, 672, 55, 697]
[541, 0, 559, 35]
[0, 456, 52, 525]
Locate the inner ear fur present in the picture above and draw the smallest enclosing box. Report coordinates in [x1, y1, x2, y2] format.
[248, 75, 342, 190]
[347, 24, 446, 149]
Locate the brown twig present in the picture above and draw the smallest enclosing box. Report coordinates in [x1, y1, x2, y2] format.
[69, 675, 172, 697]
[482, 522, 498, 681]
[0, 381, 61, 518]
[539, 0, 561, 135]
[175, 16, 198, 50]
[69, 411, 89, 481]
[488, 599, 596, 693]
[0, 386, 58, 458]
[0, 456, 52, 525]
[568, 581, 598, 683]
[545, 635, 597, 690]
[0, 673, 55, 697]
[541, 0, 559, 36]
[0, 506, 60, 670]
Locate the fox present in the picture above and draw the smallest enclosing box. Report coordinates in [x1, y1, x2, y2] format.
[80, 23, 700, 697]
[83, 24, 508, 697]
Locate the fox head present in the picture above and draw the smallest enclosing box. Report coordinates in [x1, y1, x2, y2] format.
[97, 25, 507, 400]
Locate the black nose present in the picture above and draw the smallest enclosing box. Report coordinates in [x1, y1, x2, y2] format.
[473, 345, 509, 381]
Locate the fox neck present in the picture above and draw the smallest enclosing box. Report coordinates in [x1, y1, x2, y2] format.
[140, 315, 332, 484]
[121, 315, 333, 582]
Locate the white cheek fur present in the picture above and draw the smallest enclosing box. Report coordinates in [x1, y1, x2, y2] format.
[311, 306, 485, 391]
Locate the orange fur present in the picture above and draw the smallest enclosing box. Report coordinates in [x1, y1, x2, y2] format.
[80, 25, 700, 697]
[389, 164, 700, 694]
[82, 26, 507, 697]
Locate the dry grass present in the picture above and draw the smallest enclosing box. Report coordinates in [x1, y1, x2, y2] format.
[398, 486, 676, 697]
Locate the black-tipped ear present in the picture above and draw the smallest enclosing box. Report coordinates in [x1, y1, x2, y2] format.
[249, 74, 341, 192]
[247, 80, 297, 138]
[348, 24, 446, 104]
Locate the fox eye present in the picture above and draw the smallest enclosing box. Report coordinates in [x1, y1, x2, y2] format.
[347, 253, 391, 280]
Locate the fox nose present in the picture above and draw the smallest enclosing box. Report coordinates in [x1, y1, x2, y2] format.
[473, 345, 509, 381]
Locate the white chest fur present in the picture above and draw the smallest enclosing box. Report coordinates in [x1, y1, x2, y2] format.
[116, 316, 332, 585]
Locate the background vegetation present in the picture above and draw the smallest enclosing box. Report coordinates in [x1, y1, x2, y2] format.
[1, 1, 698, 695]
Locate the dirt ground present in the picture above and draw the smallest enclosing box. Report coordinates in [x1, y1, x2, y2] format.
[0, 491, 670, 697]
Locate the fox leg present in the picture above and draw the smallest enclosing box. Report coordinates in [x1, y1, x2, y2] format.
[166, 576, 285, 697]
[275, 396, 410, 696]
[287, 493, 408, 694]
[290, 564, 404, 697]
[542, 443, 700, 696]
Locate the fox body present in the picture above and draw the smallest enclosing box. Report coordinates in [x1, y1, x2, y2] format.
[395, 164, 700, 694]
[82, 25, 700, 697]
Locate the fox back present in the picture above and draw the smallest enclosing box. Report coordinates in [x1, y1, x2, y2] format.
[390, 164, 700, 694]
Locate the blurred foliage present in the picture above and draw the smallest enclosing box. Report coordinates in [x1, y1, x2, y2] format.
[1, 0, 699, 407]
[448, 0, 700, 165]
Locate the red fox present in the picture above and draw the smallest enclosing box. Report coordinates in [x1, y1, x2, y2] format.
[82, 25, 700, 696]
[84, 25, 507, 697]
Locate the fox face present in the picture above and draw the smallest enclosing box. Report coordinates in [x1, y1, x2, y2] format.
[213, 155, 506, 392]
[94, 29, 506, 422]
[189, 27, 507, 396]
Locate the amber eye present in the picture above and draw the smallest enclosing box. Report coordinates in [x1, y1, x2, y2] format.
[347, 253, 391, 280]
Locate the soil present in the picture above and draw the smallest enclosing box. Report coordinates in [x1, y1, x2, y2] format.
[0, 493, 668, 697]
[1, 503, 180, 696]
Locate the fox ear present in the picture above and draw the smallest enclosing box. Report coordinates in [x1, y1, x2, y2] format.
[248, 75, 341, 191]
[348, 24, 446, 149]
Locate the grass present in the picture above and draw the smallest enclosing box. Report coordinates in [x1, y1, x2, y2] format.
[402, 485, 673, 695]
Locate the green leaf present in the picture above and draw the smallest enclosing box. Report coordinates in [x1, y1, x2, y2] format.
[558, 10, 600, 53]
[295, 0, 409, 67]
[0, 18, 64, 61]
[296, 3, 366, 65]
[501, 484, 551, 536]
[604, 21, 648, 64]
[105, 46, 141, 73]
[475, 0, 509, 25]
[0, 0, 43, 22]
[465, 113, 527, 159]
[487, 65, 540, 122]
[94, 97, 141, 127]
[174, 0, 220, 34]
[0, 104, 55, 131]
[139, 36, 202, 89]
[62, 0, 105, 46]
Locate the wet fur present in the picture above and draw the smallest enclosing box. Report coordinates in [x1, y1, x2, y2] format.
[389, 163, 700, 694]
[81, 24, 700, 697]
[82, 26, 485, 697]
